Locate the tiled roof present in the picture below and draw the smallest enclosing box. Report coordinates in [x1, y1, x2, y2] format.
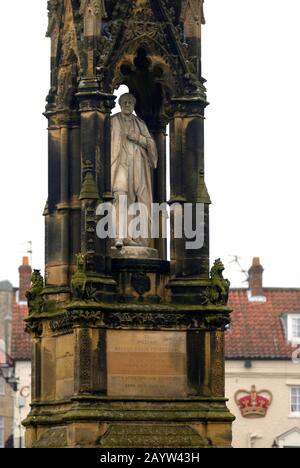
[225, 288, 300, 360]
[11, 299, 31, 361]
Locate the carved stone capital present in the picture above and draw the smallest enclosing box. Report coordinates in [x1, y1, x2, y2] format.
[171, 96, 206, 117]
[76, 79, 116, 112]
[25, 320, 43, 337]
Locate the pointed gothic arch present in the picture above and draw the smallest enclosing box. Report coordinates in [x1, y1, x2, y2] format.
[110, 42, 177, 128]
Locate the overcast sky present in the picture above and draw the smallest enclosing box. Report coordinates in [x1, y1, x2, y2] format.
[0, 1, 300, 288]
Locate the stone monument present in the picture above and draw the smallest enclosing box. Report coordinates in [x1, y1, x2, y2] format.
[24, 0, 234, 448]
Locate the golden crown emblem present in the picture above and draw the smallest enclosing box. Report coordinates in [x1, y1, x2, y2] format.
[234, 386, 273, 418]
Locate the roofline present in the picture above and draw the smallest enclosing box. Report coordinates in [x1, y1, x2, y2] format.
[230, 287, 300, 292]
[225, 356, 292, 361]
[12, 358, 31, 362]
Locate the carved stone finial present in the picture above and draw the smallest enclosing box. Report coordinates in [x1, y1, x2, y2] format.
[43, 199, 49, 216]
[181, 0, 206, 39]
[26, 270, 44, 315]
[79, 161, 100, 201]
[83, 159, 94, 174]
[201, 0, 206, 25]
[46, 0, 63, 37]
[47, 0, 64, 58]
[205, 259, 230, 306]
[80, 0, 107, 37]
[197, 169, 211, 204]
[71, 254, 88, 300]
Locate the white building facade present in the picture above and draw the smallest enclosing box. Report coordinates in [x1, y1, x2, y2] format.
[13, 361, 31, 448]
[225, 258, 300, 449]
[226, 360, 300, 448]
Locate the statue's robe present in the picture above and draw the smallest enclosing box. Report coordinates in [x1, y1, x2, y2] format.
[111, 113, 158, 245]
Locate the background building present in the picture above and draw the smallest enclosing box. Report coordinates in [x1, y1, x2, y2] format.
[0, 281, 14, 448]
[0, 259, 31, 449]
[11, 258, 32, 448]
[225, 258, 300, 448]
[0, 280, 13, 355]
[0, 349, 14, 448]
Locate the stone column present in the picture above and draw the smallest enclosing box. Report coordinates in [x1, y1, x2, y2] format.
[74, 327, 93, 394]
[31, 337, 41, 402]
[45, 110, 80, 287]
[169, 98, 210, 282]
[152, 120, 168, 259]
[186, 330, 212, 397]
[181, 0, 205, 79]
[211, 331, 225, 398]
[76, 77, 116, 275]
[74, 326, 106, 395]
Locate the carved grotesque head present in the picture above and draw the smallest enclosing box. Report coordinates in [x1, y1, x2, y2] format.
[211, 259, 225, 278]
[76, 253, 86, 272]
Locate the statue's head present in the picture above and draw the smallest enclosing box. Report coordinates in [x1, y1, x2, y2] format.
[119, 93, 136, 116]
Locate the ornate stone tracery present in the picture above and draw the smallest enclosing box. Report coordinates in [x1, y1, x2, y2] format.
[46, 0, 206, 109]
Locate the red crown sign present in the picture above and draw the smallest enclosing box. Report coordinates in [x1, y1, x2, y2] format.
[234, 386, 273, 418]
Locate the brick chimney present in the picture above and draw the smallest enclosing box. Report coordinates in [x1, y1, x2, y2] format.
[18, 256, 32, 302]
[248, 257, 264, 297]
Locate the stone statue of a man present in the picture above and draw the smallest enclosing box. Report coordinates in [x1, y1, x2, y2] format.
[111, 93, 158, 248]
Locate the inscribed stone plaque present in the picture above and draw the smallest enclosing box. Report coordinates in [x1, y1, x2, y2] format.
[107, 330, 187, 397]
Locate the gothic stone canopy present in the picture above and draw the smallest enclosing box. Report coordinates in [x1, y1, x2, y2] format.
[46, 0, 207, 117]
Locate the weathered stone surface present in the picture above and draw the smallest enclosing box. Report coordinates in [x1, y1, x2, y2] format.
[99, 424, 212, 448]
[32, 427, 67, 449]
[107, 330, 187, 397]
[41, 338, 56, 401]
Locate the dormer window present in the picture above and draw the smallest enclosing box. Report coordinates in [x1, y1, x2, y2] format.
[287, 314, 300, 343]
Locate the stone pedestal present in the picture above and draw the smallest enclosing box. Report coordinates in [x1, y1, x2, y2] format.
[24, 254, 233, 448]
[25, 301, 233, 448]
